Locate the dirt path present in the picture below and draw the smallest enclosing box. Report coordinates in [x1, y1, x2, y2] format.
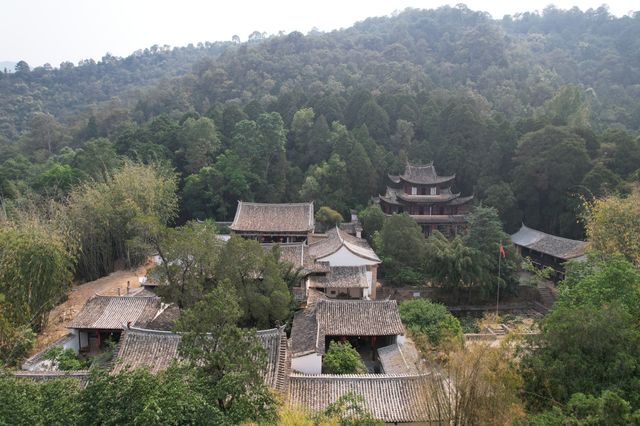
[34, 262, 150, 353]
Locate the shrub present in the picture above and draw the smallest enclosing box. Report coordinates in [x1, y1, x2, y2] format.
[399, 299, 462, 346]
[323, 341, 367, 374]
[43, 347, 87, 371]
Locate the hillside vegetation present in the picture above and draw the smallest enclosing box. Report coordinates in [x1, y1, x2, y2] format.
[0, 5, 639, 239]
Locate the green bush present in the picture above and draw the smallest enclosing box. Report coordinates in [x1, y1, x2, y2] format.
[43, 347, 88, 371]
[399, 299, 462, 346]
[323, 341, 367, 374]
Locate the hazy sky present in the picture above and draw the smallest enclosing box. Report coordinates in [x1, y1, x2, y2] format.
[2, 0, 637, 67]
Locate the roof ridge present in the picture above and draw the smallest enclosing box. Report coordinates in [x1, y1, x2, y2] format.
[93, 294, 159, 299]
[127, 326, 180, 336]
[289, 372, 432, 379]
[321, 298, 396, 304]
[520, 223, 587, 243]
[236, 201, 314, 207]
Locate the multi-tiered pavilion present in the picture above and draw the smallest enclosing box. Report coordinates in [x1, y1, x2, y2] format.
[377, 162, 473, 236]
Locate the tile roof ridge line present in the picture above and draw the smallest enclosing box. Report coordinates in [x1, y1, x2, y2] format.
[127, 326, 180, 335]
[520, 222, 587, 243]
[341, 239, 381, 263]
[336, 225, 344, 244]
[256, 327, 281, 335]
[150, 302, 173, 322]
[239, 201, 314, 207]
[289, 372, 432, 379]
[126, 325, 282, 336]
[92, 293, 158, 299]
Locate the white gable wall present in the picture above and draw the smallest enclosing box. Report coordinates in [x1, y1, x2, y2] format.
[318, 246, 377, 297]
[317, 246, 377, 267]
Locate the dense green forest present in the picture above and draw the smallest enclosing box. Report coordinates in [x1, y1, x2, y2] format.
[1, 5, 639, 240]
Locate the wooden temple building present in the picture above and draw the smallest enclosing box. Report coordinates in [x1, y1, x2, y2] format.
[511, 223, 588, 281]
[229, 201, 315, 243]
[377, 162, 473, 236]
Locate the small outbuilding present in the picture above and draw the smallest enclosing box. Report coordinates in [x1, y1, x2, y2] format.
[67, 294, 162, 353]
[511, 223, 588, 281]
[290, 296, 405, 375]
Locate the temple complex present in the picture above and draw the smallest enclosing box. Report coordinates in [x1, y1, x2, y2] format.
[377, 162, 473, 236]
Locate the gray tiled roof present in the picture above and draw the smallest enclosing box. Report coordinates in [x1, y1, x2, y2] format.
[397, 192, 460, 203]
[68, 295, 161, 330]
[389, 162, 455, 185]
[287, 373, 448, 424]
[13, 370, 90, 387]
[316, 299, 404, 338]
[309, 266, 369, 289]
[257, 328, 289, 392]
[308, 227, 380, 263]
[230, 201, 315, 233]
[290, 308, 319, 357]
[111, 327, 289, 392]
[290, 299, 405, 356]
[263, 243, 328, 273]
[511, 224, 588, 260]
[146, 304, 180, 331]
[111, 328, 181, 374]
[377, 341, 425, 374]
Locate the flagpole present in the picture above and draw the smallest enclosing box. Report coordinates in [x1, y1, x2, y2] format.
[497, 241, 501, 317]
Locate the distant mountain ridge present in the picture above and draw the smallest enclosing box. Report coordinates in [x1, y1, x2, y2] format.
[0, 5, 639, 141]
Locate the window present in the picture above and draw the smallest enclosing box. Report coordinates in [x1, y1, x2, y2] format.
[430, 186, 437, 195]
[411, 186, 417, 195]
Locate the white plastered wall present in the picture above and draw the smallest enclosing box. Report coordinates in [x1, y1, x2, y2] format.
[318, 247, 379, 298]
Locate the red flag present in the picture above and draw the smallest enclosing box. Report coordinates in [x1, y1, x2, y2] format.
[499, 243, 506, 258]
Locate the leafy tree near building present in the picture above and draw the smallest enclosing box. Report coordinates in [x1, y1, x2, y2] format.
[0, 220, 76, 332]
[299, 154, 351, 214]
[135, 219, 222, 309]
[64, 162, 178, 281]
[215, 236, 291, 328]
[175, 282, 278, 424]
[323, 341, 367, 375]
[399, 299, 462, 347]
[520, 255, 640, 416]
[0, 294, 35, 366]
[583, 189, 640, 266]
[464, 206, 520, 297]
[512, 125, 591, 238]
[175, 116, 220, 174]
[315, 206, 344, 231]
[358, 204, 385, 241]
[375, 213, 427, 286]
[423, 232, 481, 300]
[0, 372, 82, 425]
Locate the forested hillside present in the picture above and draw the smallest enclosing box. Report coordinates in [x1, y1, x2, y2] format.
[0, 42, 231, 138]
[1, 5, 639, 239]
